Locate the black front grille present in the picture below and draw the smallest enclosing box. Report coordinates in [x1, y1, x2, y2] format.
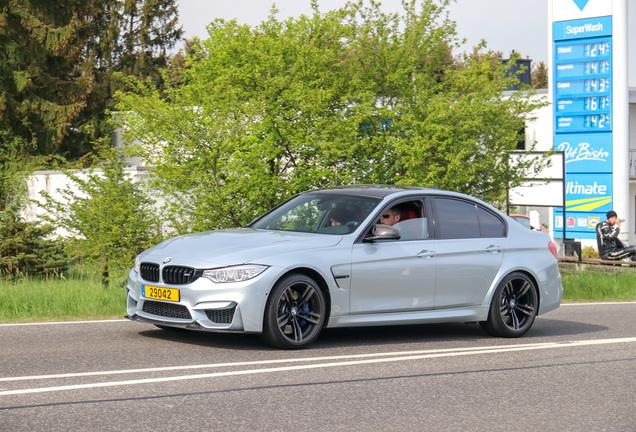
[140, 263, 160, 282]
[162, 266, 201, 285]
[143, 300, 192, 319]
[205, 306, 236, 324]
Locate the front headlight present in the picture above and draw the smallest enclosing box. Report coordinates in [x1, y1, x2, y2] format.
[133, 255, 141, 273]
[202, 265, 268, 283]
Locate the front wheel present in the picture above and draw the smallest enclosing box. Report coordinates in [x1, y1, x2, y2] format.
[480, 272, 538, 338]
[261, 274, 326, 349]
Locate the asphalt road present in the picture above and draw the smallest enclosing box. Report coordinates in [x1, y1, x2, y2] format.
[1, 303, 635, 432]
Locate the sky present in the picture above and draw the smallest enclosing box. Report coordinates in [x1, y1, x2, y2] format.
[175, 0, 636, 86]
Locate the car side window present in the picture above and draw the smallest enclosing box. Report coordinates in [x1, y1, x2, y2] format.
[477, 206, 505, 237]
[393, 218, 428, 240]
[376, 199, 429, 241]
[432, 197, 480, 239]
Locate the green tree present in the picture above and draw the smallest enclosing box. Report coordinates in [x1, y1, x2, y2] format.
[0, 0, 182, 220]
[118, 5, 364, 232]
[532, 61, 549, 89]
[117, 0, 547, 232]
[395, 49, 545, 204]
[39, 153, 162, 285]
[0, 209, 68, 278]
[0, 135, 28, 212]
[0, 0, 95, 156]
[0, 0, 182, 162]
[67, 0, 184, 162]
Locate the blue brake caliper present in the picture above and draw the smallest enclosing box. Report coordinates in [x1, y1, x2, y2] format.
[298, 302, 310, 328]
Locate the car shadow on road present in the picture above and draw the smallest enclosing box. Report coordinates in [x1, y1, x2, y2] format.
[137, 326, 266, 350]
[316, 318, 608, 349]
[525, 317, 609, 338]
[135, 316, 608, 351]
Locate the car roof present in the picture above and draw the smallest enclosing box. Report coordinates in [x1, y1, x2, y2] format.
[303, 185, 504, 217]
[305, 184, 434, 199]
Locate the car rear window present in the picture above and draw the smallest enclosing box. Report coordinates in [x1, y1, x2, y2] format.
[477, 206, 505, 237]
[433, 198, 481, 239]
[433, 197, 505, 239]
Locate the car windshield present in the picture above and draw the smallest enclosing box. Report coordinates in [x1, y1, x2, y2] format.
[250, 193, 381, 234]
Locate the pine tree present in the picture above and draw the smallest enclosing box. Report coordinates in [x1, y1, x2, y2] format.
[532, 61, 548, 89]
[0, 0, 183, 162]
[0, 0, 95, 156]
[0, 209, 69, 278]
[67, 0, 183, 163]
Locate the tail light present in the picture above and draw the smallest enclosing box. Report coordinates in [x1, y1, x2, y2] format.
[548, 241, 558, 259]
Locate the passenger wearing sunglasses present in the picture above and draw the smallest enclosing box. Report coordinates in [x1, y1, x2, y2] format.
[380, 208, 402, 226]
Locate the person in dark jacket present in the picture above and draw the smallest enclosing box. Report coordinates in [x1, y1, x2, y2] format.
[596, 210, 636, 260]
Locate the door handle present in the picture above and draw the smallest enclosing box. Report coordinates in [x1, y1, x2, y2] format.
[486, 245, 503, 253]
[417, 250, 436, 258]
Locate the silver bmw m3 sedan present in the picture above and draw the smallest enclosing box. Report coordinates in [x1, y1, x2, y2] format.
[126, 185, 563, 349]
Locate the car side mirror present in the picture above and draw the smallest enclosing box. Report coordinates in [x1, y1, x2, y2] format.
[364, 224, 401, 242]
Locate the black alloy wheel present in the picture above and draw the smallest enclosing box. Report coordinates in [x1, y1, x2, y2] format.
[481, 272, 538, 338]
[262, 274, 326, 349]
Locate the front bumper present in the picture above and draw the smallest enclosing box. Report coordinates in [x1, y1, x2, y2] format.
[125, 268, 278, 333]
[125, 312, 253, 333]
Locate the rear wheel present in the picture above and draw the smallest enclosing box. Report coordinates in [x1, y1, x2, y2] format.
[261, 274, 326, 349]
[480, 272, 538, 338]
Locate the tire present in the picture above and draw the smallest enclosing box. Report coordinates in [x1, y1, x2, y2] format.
[261, 274, 326, 349]
[480, 272, 538, 338]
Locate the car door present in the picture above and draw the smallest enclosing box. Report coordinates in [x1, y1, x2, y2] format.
[431, 197, 506, 309]
[349, 199, 437, 314]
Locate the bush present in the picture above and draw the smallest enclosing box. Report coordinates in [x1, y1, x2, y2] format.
[582, 245, 599, 259]
[39, 155, 162, 285]
[0, 210, 69, 278]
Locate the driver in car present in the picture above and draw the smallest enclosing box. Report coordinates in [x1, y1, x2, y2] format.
[380, 208, 402, 226]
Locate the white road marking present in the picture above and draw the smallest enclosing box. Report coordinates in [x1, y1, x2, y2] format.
[1, 337, 635, 396]
[0, 319, 129, 327]
[0, 341, 574, 382]
[561, 302, 636, 306]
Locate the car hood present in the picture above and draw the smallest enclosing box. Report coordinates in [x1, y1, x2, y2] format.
[140, 228, 344, 267]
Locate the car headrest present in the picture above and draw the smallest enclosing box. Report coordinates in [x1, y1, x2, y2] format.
[402, 209, 417, 221]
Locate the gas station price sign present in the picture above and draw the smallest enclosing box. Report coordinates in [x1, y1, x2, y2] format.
[554, 37, 612, 133]
[551, 10, 616, 241]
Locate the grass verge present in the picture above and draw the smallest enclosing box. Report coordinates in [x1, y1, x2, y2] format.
[558, 264, 636, 302]
[0, 265, 634, 323]
[0, 269, 127, 323]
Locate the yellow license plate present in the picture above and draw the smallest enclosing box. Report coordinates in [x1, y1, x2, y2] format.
[142, 285, 180, 302]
